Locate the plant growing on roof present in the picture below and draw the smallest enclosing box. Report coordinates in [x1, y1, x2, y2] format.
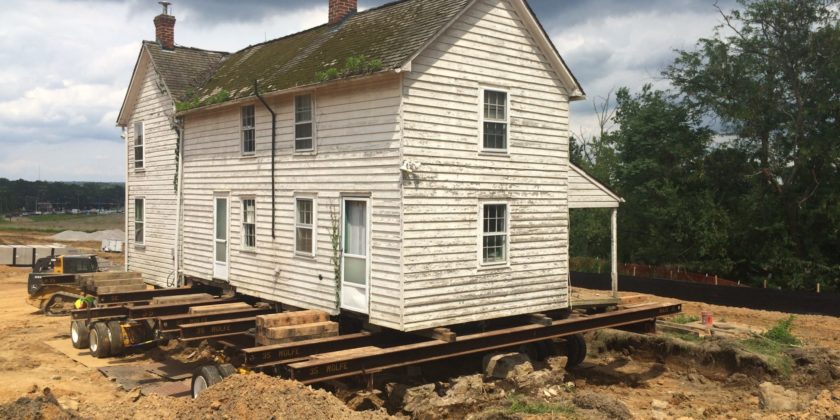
[175, 89, 232, 112]
[315, 54, 384, 83]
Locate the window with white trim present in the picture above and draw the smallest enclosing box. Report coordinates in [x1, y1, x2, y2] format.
[481, 203, 508, 264]
[134, 198, 145, 245]
[295, 198, 315, 255]
[241, 105, 255, 155]
[134, 122, 144, 169]
[294, 94, 314, 152]
[242, 199, 256, 249]
[481, 89, 508, 151]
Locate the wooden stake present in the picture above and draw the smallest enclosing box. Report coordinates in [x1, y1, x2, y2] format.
[817, 283, 821, 293]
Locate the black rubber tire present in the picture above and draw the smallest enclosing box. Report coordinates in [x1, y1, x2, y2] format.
[89, 322, 112, 358]
[107, 321, 124, 356]
[565, 334, 587, 368]
[71, 320, 89, 349]
[217, 363, 237, 378]
[536, 340, 559, 360]
[191, 365, 224, 399]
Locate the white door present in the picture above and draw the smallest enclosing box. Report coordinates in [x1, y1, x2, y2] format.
[213, 196, 229, 281]
[341, 198, 370, 314]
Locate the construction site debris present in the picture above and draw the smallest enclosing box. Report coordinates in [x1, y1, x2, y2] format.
[51, 230, 124, 242]
[758, 382, 801, 412]
[0, 387, 78, 420]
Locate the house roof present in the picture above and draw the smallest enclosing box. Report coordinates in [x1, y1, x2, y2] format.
[196, 0, 473, 101]
[143, 41, 228, 101]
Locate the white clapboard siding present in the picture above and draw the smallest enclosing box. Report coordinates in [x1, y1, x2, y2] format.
[568, 164, 621, 209]
[400, 0, 571, 331]
[180, 75, 403, 327]
[125, 59, 178, 287]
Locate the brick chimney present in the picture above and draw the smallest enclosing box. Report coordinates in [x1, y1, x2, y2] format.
[329, 0, 357, 24]
[154, 1, 176, 50]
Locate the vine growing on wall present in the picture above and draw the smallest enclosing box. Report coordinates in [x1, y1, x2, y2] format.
[329, 199, 342, 309]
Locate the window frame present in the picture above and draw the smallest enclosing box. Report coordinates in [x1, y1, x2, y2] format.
[478, 87, 510, 154]
[241, 105, 256, 156]
[241, 198, 256, 250]
[294, 94, 316, 153]
[134, 198, 145, 246]
[134, 121, 145, 170]
[294, 196, 317, 257]
[478, 201, 510, 267]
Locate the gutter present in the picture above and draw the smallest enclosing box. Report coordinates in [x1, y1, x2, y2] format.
[172, 116, 185, 286]
[253, 80, 277, 239]
[122, 126, 129, 272]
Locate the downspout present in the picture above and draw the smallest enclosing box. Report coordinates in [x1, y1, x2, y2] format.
[122, 126, 129, 272]
[254, 80, 277, 239]
[172, 116, 185, 287]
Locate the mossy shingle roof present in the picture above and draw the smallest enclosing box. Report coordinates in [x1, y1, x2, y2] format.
[193, 0, 472, 101]
[143, 41, 228, 101]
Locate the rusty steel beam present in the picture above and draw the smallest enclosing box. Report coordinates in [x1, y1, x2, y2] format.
[157, 307, 271, 332]
[286, 303, 681, 384]
[179, 317, 258, 341]
[128, 298, 241, 320]
[70, 305, 128, 320]
[241, 332, 375, 367]
[96, 287, 197, 304]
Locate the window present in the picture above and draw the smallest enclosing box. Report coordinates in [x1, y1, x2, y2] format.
[134, 198, 145, 245]
[294, 94, 314, 151]
[241, 105, 256, 154]
[481, 203, 508, 265]
[481, 89, 508, 151]
[242, 199, 256, 249]
[295, 198, 315, 255]
[134, 122, 144, 169]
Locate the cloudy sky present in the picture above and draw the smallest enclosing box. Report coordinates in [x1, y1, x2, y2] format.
[0, 0, 735, 182]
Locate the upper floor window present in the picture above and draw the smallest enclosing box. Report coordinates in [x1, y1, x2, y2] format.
[295, 94, 314, 152]
[295, 197, 315, 255]
[242, 198, 256, 249]
[481, 89, 508, 152]
[241, 105, 256, 155]
[134, 198, 145, 245]
[134, 122, 144, 169]
[481, 203, 508, 265]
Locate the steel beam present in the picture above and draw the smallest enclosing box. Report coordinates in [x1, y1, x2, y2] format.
[286, 303, 681, 383]
[96, 287, 197, 304]
[180, 317, 257, 341]
[70, 306, 128, 320]
[158, 308, 271, 332]
[128, 298, 241, 320]
[241, 332, 374, 367]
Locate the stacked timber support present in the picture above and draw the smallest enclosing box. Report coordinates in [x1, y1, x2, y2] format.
[255, 310, 338, 346]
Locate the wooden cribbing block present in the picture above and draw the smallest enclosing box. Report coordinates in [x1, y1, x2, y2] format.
[256, 310, 329, 329]
[528, 313, 553, 326]
[151, 293, 213, 305]
[188, 302, 252, 315]
[263, 321, 338, 340]
[255, 329, 340, 346]
[96, 284, 146, 294]
[309, 346, 383, 360]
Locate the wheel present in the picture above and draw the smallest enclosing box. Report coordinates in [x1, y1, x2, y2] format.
[564, 334, 587, 368]
[217, 363, 237, 378]
[536, 340, 559, 360]
[191, 365, 224, 399]
[89, 322, 112, 358]
[107, 321, 124, 355]
[70, 320, 89, 349]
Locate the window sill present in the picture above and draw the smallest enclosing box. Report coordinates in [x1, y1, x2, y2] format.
[478, 150, 510, 158]
[240, 154, 257, 160]
[133, 168, 146, 174]
[477, 262, 510, 272]
[134, 244, 146, 250]
[294, 252, 316, 260]
[240, 248, 257, 254]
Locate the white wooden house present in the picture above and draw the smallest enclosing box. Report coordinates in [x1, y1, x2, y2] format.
[117, 0, 622, 332]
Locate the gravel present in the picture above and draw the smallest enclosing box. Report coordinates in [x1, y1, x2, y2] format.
[50, 230, 124, 242]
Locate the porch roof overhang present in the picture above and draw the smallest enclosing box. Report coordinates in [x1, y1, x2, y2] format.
[568, 164, 624, 209]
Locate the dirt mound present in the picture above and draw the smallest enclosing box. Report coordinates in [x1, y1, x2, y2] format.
[51, 230, 124, 242]
[0, 388, 78, 420]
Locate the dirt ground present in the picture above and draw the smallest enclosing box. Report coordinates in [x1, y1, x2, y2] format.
[0, 231, 837, 419]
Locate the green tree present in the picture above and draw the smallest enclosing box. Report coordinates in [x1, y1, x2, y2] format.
[666, 0, 840, 289]
[607, 86, 729, 272]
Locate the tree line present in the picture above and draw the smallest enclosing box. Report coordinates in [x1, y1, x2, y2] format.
[570, 0, 840, 291]
[0, 178, 124, 214]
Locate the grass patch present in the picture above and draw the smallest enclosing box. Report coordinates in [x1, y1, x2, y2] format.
[508, 395, 576, 416]
[665, 330, 703, 343]
[0, 225, 65, 233]
[670, 314, 700, 324]
[735, 316, 800, 377]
